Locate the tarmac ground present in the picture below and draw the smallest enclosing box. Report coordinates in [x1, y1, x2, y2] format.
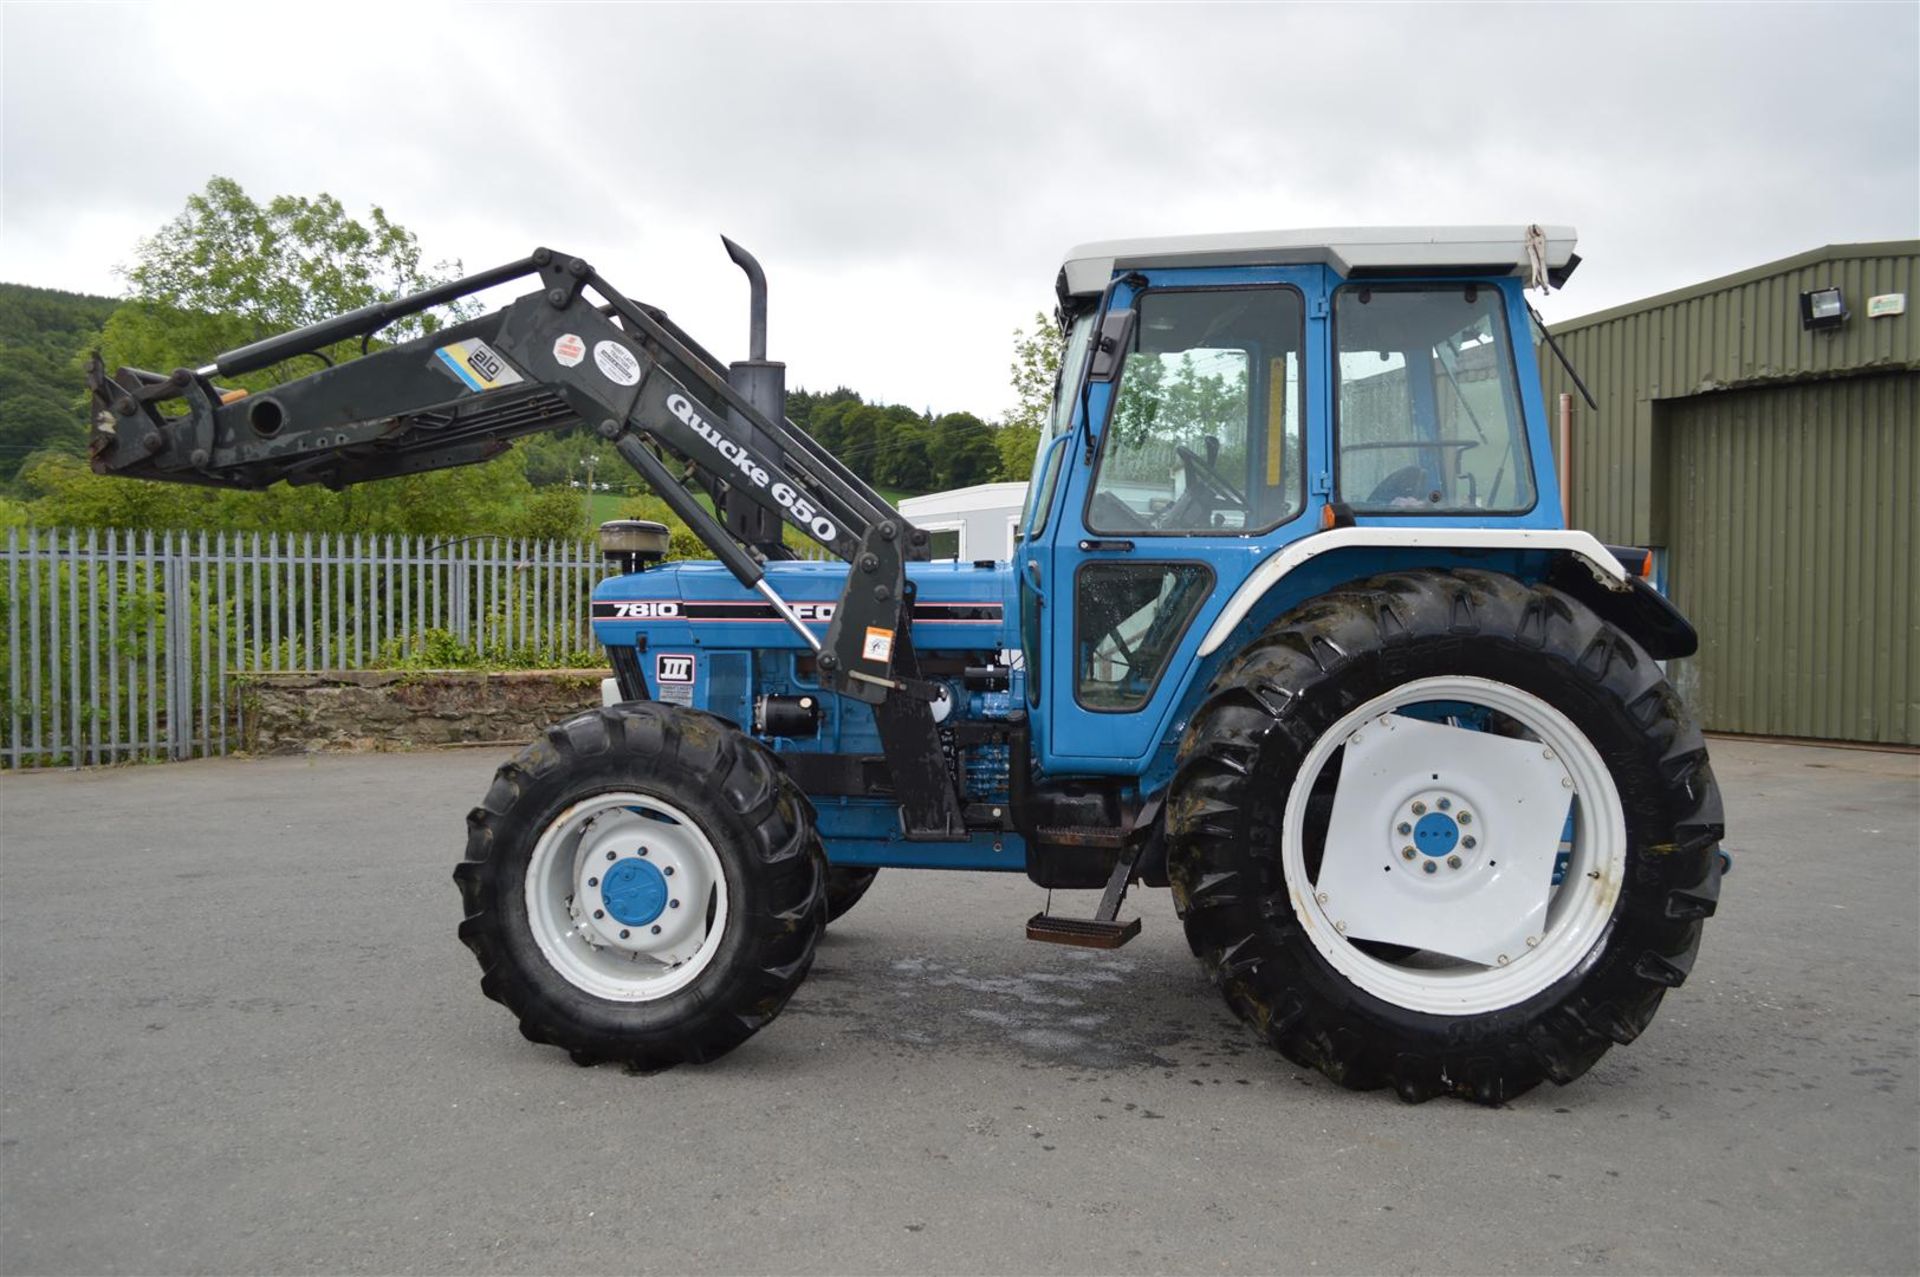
[2, 736, 1916, 1274]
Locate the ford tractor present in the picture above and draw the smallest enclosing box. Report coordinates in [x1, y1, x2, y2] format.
[88, 226, 1726, 1103]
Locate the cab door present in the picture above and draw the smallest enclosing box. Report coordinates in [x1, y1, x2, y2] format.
[1038, 269, 1328, 772]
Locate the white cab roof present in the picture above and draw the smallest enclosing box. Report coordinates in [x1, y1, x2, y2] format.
[1060, 225, 1577, 296]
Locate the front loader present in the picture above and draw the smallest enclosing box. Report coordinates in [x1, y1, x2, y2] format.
[89, 225, 1725, 1103]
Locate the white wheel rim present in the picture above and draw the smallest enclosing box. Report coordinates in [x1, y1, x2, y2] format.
[524, 791, 730, 1002]
[1281, 675, 1627, 1016]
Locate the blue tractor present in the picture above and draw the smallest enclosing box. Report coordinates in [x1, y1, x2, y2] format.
[88, 226, 1725, 1102]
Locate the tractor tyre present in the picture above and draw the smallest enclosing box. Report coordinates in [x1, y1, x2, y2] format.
[1167, 568, 1724, 1104]
[454, 703, 827, 1069]
[824, 866, 880, 924]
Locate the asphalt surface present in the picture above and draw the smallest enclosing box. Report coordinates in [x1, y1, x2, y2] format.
[2, 737, 1916, 1276]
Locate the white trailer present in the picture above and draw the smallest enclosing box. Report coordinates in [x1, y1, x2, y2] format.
[898, 481, 1029, 562]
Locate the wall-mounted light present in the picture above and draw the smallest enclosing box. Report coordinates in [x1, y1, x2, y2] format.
[1800, 286, 1848, 331]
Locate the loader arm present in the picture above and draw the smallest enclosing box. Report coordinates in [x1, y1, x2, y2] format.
[88, 247, 932, 696]
[87, 247, 966, 835]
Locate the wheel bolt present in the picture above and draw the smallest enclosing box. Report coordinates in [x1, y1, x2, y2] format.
[664, 866, 675, 877]
[1412, 801, 1427, 816]
[1401, 846, 1416, 861]
[1463, 836, 1477, 849]
[1397, 822, 1412, 836]
[1422, 861, 1438, 875]
[650, 925, 662, 935]
[639, 847, 649, 857]
[1446, 854, 1462, 869]
[620, 929, 631, 939]
[593, 909, 605, 919]
[1458, 812, 1472, 825]
[1437, 798, 1451, 812]
[669, 899, 680, 909]
[606, 850, 617, 862]
[588, 877, 599, 887]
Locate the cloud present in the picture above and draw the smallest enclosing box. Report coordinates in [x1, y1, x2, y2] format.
[4, 1, 1914, 420]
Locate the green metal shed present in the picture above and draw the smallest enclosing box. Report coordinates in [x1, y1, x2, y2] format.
[1540, 242, 1919, 745]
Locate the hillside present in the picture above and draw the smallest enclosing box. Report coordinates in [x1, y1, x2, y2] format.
[0, 282, 120, 486]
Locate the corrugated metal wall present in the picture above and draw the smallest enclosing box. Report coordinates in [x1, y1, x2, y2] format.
[1536, 242, 1919, 743]
[1663, 374, 1917, 745]
[1541, 243, 1918, 545]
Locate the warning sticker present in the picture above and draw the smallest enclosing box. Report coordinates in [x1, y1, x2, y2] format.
[594, 339, 642, 387]
[433, 339, 524, 393]
[552, 333, 585, 367]
[862, 626, 895, 664]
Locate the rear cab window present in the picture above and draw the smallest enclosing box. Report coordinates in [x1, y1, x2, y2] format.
[1334, 284, 1535, 514]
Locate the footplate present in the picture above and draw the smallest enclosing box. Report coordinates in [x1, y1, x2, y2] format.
[1025, 913, 1142, 949]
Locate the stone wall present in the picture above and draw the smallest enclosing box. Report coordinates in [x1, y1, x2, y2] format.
[234, 669, 609, 755]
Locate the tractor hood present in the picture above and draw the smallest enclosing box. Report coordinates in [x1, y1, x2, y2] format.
[592, 559, 1019, 655]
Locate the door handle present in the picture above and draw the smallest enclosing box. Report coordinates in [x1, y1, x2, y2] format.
[1077, 539, 1134, 552]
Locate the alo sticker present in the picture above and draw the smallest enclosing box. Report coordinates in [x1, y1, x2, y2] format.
[594, 339, 642, 387]
[552, 333, 585, 367]
[862, 626, 895, 663]
[433, 339, 524, 393]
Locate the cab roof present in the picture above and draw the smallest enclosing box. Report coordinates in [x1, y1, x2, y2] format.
[1059, 225, 1578, 297]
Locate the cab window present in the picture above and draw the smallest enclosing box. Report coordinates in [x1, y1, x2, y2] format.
[1334, 284, 1536, 513]
[1086, 288, 1304, 535]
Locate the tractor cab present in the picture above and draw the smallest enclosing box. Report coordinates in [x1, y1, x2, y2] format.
[1017, 227, 1579, 776]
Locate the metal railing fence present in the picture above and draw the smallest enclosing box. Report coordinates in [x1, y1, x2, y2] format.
[2, 528, 607, 770]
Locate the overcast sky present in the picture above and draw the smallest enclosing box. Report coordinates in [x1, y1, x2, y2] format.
[4, 2, 1916, 419]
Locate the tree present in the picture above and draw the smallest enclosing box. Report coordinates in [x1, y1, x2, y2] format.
[515, 485, 588, 541]
[928, 412, 999, 489]
[992, 423, 1040, 481]
[991, 310, 1062, 485]
[0, 284, 119, 486]
[59, 177, 550, 535]
[107, 176, 466, 376]
[1006, 311, 1061, 436]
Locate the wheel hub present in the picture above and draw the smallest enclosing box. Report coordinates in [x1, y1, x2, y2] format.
[1411, 807, 1461, 858]
[600, 857, 669, 926]
[1319, 707, 1577, 966]
[569, 817, 712, 961]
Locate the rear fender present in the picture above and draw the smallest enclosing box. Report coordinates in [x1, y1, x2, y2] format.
[1140, 529, 1698, 792]
[1194, 527, 1701, 661]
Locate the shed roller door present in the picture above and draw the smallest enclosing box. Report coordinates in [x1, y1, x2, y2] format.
[1664, 373, 1917, 745]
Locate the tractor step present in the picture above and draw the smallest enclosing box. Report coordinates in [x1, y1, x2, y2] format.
[1025, 912, 1143, 949]
[1026, 832, 1144, 949]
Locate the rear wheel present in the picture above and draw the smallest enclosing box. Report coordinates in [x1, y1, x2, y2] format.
[454, 704, 826, 1069]
[1168, 569, 1724, 1103]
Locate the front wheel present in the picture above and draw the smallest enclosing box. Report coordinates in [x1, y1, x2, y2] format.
[1168, 569, 1725, 1103]
[824, 866, 880, 924]
[454, 704, 827, 1069]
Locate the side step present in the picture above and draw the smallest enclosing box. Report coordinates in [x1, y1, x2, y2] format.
[1026, 833, 1142, 949]
[1025, 913, 1142, 949]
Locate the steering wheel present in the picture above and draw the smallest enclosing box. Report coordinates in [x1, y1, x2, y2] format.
[1175, 445, 1247, 510]
[1366, 464, 1434, 506]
